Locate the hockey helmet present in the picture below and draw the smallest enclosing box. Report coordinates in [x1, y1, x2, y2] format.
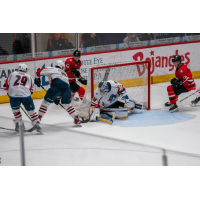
[98, 81, 111, 93]
[73, 50, 81, 57]
[18, 63, 28, 72]
[55, 60, 65, 70]
[172, 55, 181, 63]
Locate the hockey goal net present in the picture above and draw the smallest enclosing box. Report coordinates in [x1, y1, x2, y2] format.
[74, 61, 151, 117]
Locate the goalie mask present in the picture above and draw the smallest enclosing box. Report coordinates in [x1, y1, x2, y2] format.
[98, 81, 111, 93]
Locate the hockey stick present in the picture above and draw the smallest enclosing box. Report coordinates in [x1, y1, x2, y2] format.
[180, 89, 200, 102]
[40, 85, 89, 123]
[0, 127, 16, 131]
[20, 106, 32, 121]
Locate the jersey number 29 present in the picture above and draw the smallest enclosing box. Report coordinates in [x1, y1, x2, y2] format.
[14, 75, 28, 86]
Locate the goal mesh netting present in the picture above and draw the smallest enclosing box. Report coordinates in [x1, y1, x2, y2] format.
[73, 61, 150, 117]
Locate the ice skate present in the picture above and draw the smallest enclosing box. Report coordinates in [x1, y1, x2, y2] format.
[14, 120, 25, 132]
[169, 104, 179, 113]
[190, 97, 200, 107]
[74, 116, 82, 127]
[165, 102, 171, 107]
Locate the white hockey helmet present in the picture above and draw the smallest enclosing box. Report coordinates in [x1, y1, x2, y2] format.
[55, 60, 65, 70]
[18, 63, 28, 72]
[98, 81, 111, 93]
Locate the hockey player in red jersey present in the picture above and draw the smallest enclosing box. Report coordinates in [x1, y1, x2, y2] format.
[65, 50, 87, 101]
[165, 55, 196, 112]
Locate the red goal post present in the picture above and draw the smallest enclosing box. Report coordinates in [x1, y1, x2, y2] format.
[90, 61, 151, 110]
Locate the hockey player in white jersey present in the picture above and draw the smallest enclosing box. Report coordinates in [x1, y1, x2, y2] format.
[90, 80, 143, 120]
[4, 63, 42, 133]
[34, 60, 82, 126]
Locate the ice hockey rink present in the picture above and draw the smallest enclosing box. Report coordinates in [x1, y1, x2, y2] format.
[0, 79, 200, 166]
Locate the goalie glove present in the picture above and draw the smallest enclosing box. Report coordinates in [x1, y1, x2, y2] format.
[89, 106, 100, 122]
[78, 77, 87, 85]
[117, 93, 129, 103]
[34, 78, 41, 87]
[71, 68, 80, 78]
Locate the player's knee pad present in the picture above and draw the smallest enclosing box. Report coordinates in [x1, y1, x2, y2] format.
[77, 87, 85, 100]
[42, 99, 51, 107]
[167, 85, 174, 93]
[89, 106, 100, 122]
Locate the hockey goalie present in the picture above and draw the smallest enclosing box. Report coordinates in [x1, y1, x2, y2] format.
[89, 80, 143, 122]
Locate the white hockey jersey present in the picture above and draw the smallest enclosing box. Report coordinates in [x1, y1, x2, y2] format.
[5, 71, 34, 98]
[91, 80, 126, 108]
[36, 67, 69, 84]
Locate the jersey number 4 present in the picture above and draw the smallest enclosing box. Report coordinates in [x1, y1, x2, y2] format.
[14, 75, 28, 86]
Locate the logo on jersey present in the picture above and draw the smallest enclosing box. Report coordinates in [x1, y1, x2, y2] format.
[180, 70, 183, 73]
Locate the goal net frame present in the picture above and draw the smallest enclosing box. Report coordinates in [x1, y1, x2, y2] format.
[90, 61, 151, 110]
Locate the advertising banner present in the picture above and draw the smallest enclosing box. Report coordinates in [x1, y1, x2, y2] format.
[0, 41, 200, 97]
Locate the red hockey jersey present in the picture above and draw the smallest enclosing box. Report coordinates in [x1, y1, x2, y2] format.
[65, 57, 82, 83]
[175, 63, 196, 91]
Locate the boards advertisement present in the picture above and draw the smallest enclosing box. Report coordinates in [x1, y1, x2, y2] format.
[0, 41, 200, 102]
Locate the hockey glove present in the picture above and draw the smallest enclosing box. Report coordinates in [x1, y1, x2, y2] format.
[71, 68, 80, 78]
[54, 98, 60, 105]
[78, 78, 87, 85]
[170, 78, 177, 85]
[176, 79, 183, 86]
[34, 78, 41, 87]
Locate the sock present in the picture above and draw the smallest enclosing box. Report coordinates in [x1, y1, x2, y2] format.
[12, 108, 22, 122]
[38, 99, 51, 119]
[167, 85, 178, 104]
[27, 110, 39, 125]
[62, 104, 77, 119]
[77, 87, 85, 101]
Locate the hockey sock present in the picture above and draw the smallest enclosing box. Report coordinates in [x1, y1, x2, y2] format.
[62, 104, 77, 119]
[167, 85, 178, 104]
[12, 108, 22, 122]
[77, 87, 85, 101]
[27, 110, 39, 125]
[38, 99, 51, 119]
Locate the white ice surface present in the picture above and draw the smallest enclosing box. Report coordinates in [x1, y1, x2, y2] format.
[0, 79, 200, 166]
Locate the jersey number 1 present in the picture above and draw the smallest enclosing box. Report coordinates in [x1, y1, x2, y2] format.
[14, 75, 28, 86]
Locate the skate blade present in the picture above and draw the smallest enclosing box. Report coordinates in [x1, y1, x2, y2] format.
[75, 124, 82, 127]
[169, 108, 179, 113]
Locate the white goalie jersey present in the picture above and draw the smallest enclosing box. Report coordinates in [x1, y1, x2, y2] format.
[36, 67, 69, 84]
[91, 80, 126, 108]
[5, 71, 34, 98]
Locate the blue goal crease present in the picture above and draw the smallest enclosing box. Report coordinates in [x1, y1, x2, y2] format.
[109, 110, 194, 127]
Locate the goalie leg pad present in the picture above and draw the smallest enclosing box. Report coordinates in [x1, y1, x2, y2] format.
[89, 107, 100, 122]
[133, 103, 143, 113]
[124, 99, 135, 110]
[100, 108, 128, 119]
